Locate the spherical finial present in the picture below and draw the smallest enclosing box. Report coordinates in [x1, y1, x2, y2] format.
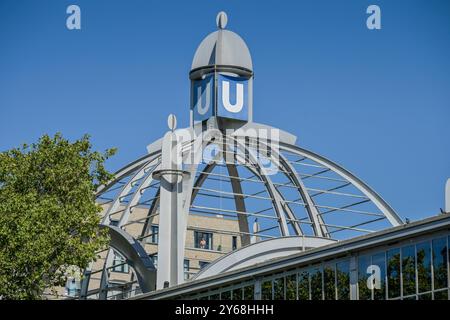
[216, 11, 228, 29]
[167, 114, 177, 132]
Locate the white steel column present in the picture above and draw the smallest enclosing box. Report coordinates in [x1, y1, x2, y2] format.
[154, 130, 190, 289]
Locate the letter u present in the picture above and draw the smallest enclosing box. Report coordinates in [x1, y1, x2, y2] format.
[222, 81, 244, 113]
[197, 82, 210, 115]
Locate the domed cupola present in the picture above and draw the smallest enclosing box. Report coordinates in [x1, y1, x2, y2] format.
[190, 12, 254, 125]
[190, 12, 253, 75]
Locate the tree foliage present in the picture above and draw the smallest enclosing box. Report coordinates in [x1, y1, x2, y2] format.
[0, 133, 116, 299]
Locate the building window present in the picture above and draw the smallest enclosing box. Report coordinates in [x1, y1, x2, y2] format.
[232, 288, 242, 300]
[273, 277, 285, 300]
[110, 219, 119, 227]
[261, 280, 272, 300]
[232, 236, 238, 250]
[323, 264, 336, 300]
[65, 277, 80, 297]
[199, 261, 209, 270]
[184, 259, 190, 280]
[146, 225, 159, 244]
[150, 254, 158, 268]
[371, 252, 386, 300]
[210, 293, 220, 300]
[387, 248, 401, 299]
[194, 231, 213, 250]
[108, 282, 131, 300]
[243, 285, 254, 300]
[221, 290, 231, 300]
[336, 260, 350, 300]
[416, 241, 432, 293]
[418, 292, 432, 300]
[434, 289, 448, 300]
[358, 255, 371, 300]
[112, 253, 129, 273]
[432, 237, 447, 290]
[298, 270, 309, 300]
[285, 274, 297, 300]
[310, 267, 323, 300]
[401, 245, 416, 297]
[180, 235, 450, 301]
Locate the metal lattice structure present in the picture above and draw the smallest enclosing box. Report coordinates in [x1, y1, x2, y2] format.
[79, 12, 403, 300]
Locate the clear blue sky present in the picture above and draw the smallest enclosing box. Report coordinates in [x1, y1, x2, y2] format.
[1, 0, 449, 222]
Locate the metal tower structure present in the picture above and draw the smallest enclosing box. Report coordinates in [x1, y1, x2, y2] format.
[80, 12, 403, 300]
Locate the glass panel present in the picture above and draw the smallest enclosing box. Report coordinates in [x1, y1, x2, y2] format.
[210, 293, 220, 300]
[112, 253, 129, 273]
[243, 285, 254, 300]
[432, 237, 448, 290]
[199, 261, 209, 270]
[402, 295, 417, 300]
[221, 290, 231, 300]
[402, 245, 416, 297]
[261, 280, 272, 300]
[151, 225, 159, 244]
[286, 274, 297, 300]
[416, 241, 432, 293]
[232, 288, 242, 300]
[232, 236, 238, 250]
[183, 259, 190, 280]
[298, 270, 309, 300]
[323, 264, 336, 300]
[358, 255, 371, 300]
[418, 293, 432, 300]
[336, 260, 350, 300]
[150, 254, 158, 268]
[387, 248, 401, 299]
[310, 267, 323, 300]
[434, 290, 448, 300]
[372, 252, 386, 300]
[273, 277, 284, 300]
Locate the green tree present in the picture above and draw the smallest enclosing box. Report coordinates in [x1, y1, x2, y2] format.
[0, 133, 116, 299]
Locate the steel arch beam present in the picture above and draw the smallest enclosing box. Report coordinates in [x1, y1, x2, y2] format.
[245, 143, 305, 236]
[280, 143, 403, 226]
[232, 137, 304, 236]
[233, 139, 290, 236]
[96, 152, 160, 196]
[226, 163, 251, 246]
[97, 225, 156, 299]
[140, 190, 160, 242]
[241, 137, 315, 235]
[118, 159, 161, 228]
[101, 160, 155, 226]
[277, 153, 329, 237]
[190, 161, 218, 204]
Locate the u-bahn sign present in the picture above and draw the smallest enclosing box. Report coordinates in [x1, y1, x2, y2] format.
[217, 74, 248, 121]
[192, 74, 214, 122]
[193, 74, 249, 122]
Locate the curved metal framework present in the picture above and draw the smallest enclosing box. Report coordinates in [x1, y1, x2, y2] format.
[80, 127, 403, 299]
[70, 9, 409, 300]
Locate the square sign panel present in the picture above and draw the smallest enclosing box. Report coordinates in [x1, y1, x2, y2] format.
[217, 74, 248, 121]
[193, 75, 214, 122]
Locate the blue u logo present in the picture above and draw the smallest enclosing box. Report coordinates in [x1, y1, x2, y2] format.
[217, 74, 248, 121]
[197, 81, 211, 115]
[193, 75, 214, 121]
[221, 80, 244, 113]
[193, 74, 248, 122]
